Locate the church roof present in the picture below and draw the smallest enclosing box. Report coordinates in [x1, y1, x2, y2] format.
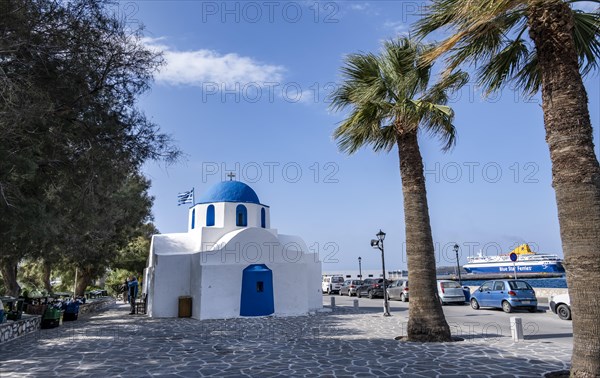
[198, 181, 261, 205]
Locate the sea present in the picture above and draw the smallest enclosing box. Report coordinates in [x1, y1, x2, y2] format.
[460, 277, 567, 288]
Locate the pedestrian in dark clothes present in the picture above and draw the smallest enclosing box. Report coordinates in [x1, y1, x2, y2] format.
[128, 276, 138, 315]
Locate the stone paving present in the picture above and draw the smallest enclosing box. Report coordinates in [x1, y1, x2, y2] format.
[0, 302, 571, 377]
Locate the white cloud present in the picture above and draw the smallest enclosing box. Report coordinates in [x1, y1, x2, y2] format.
[350, 3, 368, 11]
[348, 2, 379, 16]
[572, 1, 598, 12]
[143, 38, 285, 87]
[383, 21, 410, 36]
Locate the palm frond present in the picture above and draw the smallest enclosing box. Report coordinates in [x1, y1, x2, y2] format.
[477, 36, 531, 94]
[416, 0, 600, 97]
[331, 36, 459, 155]
[572, 10, 600, 76]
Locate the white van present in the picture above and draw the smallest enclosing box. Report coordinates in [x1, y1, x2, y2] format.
[322, 276, 345, 294]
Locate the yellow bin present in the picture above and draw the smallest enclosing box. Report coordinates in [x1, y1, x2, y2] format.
[178, 296, 192, 318]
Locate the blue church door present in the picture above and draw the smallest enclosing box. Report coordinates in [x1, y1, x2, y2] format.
[240, 264, 274, 316]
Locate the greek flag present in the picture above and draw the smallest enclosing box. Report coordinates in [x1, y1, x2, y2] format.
[177, 188, 194, 206]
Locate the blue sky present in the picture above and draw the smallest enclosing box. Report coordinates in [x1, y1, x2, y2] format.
[131, 1, 600, 272]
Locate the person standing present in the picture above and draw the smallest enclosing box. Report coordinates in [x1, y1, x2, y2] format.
[128, 276, 138, 315]
[123, 278, 129, 303]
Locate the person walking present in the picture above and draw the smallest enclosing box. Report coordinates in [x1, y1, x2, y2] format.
[128, 276, 138, 315]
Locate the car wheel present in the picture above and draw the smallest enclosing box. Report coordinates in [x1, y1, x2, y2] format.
[439, 297, 445, 306]
[557, 304, 571, 320]
[357, 291, 361, 298]
[401, 293, 407, 302]
[339, 290, 343, 296]
[368, 290, 374, 299]
[470, 298, 480, 310]
[502, 301, 512, 313]
[348, 290, 353, 297]
[528, 306, 537, 313]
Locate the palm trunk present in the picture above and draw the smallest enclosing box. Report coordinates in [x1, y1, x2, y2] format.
[397, 129, 451, 342]
[528, 2, 600, 377]
[0, 258, 21, 297]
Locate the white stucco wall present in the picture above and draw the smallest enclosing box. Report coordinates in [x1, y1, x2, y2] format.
[150, 253, 192, 318]
[198, 264, 243, 319]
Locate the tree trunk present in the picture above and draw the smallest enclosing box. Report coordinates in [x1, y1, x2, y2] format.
[528, 2, 600, 377]
[75, 268, 92, 297]
[0, 258, 21, 297]
[42, 260, 52, 293]
[397, 129, 452, 342]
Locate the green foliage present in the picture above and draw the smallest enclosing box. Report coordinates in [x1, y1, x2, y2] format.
[0, 0, 180, 295]
[330, 37, 467, 154]
[112, 223, 157, 274]
[105, 269, 135, 296]
[414, 0, 600, 96]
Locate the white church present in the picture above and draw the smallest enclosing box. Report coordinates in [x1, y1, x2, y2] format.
[143, 180, 322, 319]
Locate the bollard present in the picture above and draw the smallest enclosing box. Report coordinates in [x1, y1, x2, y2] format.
[353, 299, 359, 308]
[510, 316, 524, 342]
[330, 296, 335, 308]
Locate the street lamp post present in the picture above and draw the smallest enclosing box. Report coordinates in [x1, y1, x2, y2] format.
[371, 230, 390, 316]
[358, 256, 362, 279]
[453, 244, 462, 286]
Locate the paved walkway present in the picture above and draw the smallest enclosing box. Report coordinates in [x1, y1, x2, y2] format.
[0, 302, 571, 377]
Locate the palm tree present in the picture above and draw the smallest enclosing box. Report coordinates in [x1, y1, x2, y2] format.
[415, 1, 600, 375]
[331, 37, 467, 342]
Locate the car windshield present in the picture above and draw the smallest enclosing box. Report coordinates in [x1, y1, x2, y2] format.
[332, 277, 344, 283]
[352, 280, 362, 285]
[508, 281, 533, 290]
[441, 281, 461, 289]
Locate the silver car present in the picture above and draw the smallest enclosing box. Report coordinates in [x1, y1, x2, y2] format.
[437, 280, 465, 305]
[339, 279, 362, 296]
[387, 280, 409, 302]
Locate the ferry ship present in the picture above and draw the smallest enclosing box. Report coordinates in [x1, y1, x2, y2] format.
[463, 244, 565, 274]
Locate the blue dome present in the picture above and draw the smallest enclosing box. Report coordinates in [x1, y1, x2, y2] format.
[198, 181, 261, 204]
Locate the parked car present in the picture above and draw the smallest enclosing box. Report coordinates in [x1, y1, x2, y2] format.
[356, 278, 388, 299]
[322, 276, 344, 295]
[437, 280, 465, 305]
[470, 280, 537, 313]
[549, 293, 571, 320]
[387, 279, 409, 302]
[339, 279, 362, 296]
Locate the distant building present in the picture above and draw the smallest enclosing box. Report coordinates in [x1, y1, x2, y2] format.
[144, 181, 322, 319]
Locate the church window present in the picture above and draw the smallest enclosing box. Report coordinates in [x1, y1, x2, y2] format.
[206, 205, 215, 226]
[191, 209, 195, 229]
[261, 208, 266, 228]
[236, 205, 247, 227]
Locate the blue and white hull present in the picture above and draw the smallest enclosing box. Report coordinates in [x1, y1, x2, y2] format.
[463, 261, 565, 274]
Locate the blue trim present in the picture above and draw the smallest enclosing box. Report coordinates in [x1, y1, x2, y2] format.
[198, 181, 261, 205]
[191, 209, 195, 229]
[206, 205, 215, 227]
[236, 205, 247, 227]
[261, 208, 266, 228]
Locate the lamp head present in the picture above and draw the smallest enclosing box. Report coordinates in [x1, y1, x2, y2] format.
[370, 239, 379, 248]
[358, 256, 361, 262]
[376, 229, 386, 241]
[453, 244, 459, 252]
